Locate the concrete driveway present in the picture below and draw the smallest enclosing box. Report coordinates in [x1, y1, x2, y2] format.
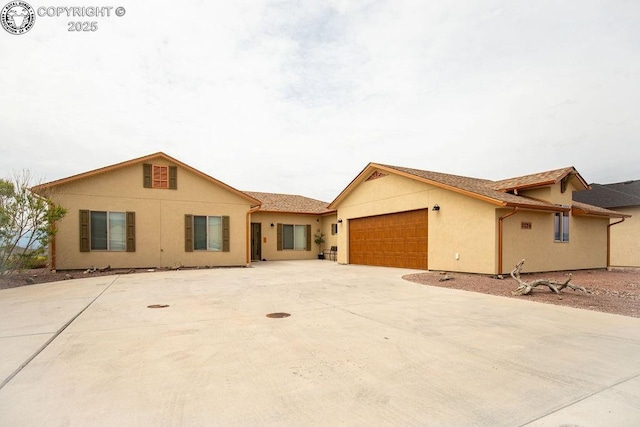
[1, 260, 639, 426]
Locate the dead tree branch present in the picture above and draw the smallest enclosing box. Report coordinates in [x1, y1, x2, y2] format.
[510, 259, 589, 299]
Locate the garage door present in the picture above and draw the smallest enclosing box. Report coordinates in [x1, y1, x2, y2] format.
[349, 209, 428, 270]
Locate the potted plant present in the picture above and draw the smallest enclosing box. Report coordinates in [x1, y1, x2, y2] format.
[314, 231, 326, 259]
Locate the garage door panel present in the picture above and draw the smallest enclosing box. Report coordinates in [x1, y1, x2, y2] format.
[349, 209, 428, 270]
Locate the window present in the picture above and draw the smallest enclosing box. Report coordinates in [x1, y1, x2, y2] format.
[554, 212, 570, 242]
[153, 165, 168, 188]
[331, 223, 338, 235]
[194, 215, 222, 251]
[277, 224, 311, 251]
[185, 215, 230, 252]
[79, 210, 135, 252]
[143, 163, 177, 189]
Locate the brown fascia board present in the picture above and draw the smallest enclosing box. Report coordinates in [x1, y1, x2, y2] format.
[256, 209, 337, 216]
[496, 167, 590, 193]
[572, 204, 631, 219]
[327, 162, 376, 209]
[328, 163, 572, 212]
[328, 163, 506, 208]
[31, 152, 261, 207]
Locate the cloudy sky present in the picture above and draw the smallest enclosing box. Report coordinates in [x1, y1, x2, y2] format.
[1, 0, 639, 202]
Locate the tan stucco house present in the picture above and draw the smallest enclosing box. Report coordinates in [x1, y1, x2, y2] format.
[32, 153, 337, 271]
[573, 180, 640, 268]
[328, 163, 629, 274]
[33, 153, 628, 274]
[244, 192, 337, 262]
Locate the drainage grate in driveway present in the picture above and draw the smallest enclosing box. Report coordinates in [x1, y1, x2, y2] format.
[266, 312, 290, 318]
[147, 304, 170, 309]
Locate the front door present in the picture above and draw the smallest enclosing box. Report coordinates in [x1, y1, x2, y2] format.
[251, 223, 262, 261]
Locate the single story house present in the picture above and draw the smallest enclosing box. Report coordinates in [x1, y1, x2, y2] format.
[573, 180, 640, 268]
[244, 192, 337, 262]
[328, 163, 629, 274]
[32, 152, 338, 271]
[33, 153, 628, 274]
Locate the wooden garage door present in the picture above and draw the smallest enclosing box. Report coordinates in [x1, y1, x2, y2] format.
[349, 209, 428, 270]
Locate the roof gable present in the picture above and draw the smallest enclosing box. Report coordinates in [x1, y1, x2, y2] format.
[492, 167, 589, 192]
[32, 152, 261, 206]
[245, 191, 334, 215]
[329, 162, 625, 217]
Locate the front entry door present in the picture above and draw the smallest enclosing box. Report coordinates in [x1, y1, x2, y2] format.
[251, 223, 262, 261]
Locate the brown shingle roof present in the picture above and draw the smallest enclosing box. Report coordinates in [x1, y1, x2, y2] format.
[377, 164, 569, 211]
[330, 162, 626, 217]
[244, 191, 335, 215]
[572, 201, 631, 218]
[491, 167, 583, 191]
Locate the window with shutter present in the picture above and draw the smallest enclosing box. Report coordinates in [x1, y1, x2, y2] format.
[80, 210, 134, 252]
[279, 223, 312, 250]
[185, 214, 229, 251]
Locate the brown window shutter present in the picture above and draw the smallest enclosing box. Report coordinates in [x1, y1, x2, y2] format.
[126, 212, 136, 252]
[143, 164, 152, 188]
[169, 166, 177, 190]
[306, 225, 311, 251]
[277, 223, 283, 251]
[185, 214, 193, 252]
[79, 210, 90, 252]
[222, 216, 230, 252]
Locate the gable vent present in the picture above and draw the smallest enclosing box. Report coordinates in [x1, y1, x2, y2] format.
[366, 170, 388, 181]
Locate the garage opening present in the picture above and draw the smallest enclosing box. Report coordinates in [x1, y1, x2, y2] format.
[348, 209, 428, 270]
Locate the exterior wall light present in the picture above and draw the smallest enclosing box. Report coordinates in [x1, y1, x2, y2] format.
[337, 219, 343, 223]
[270, 223, 274, 227]
[432, 204, 440, 211]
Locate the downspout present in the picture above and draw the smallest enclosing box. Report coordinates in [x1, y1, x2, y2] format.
[246, 206, 261, 266]
[607, 218, 625, 270]
[498, 207, 518, 276]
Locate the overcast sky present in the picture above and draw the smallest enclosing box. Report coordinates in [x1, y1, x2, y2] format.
[1, 0, 639, 202]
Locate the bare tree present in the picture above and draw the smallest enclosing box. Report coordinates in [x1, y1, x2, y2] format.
[0, 171, 66, 274]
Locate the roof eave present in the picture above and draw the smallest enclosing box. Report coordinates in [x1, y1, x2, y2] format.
[31, 152, 262, 206]
[572, 207, 631, 219]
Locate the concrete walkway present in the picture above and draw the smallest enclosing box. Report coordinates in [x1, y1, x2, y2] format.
[1, 260, 639, 426]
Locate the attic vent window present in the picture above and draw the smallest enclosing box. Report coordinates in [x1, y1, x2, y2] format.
[366, 171, 387, 181]
[143, 163, 178, 189]
[153, 165, 169, 188]
[521, 222, 532, 230]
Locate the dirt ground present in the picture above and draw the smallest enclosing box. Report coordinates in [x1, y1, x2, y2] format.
[403, 268, 640, 318]
[1, 265, 639, 319]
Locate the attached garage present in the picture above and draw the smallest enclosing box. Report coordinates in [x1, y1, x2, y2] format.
[349, 209, 428, 269]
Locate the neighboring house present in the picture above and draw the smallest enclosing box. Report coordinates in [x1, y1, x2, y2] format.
[573, 180, 640, 268]
[328, 163, 629, 274]
[244, 192, 337, 261]
[32, 153, 261, 270]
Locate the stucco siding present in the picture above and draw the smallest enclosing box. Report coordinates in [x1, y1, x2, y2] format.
[428, 189, 497, 274]
[250, 212, 337, 261]
[335, 173, 431, 265]
[50, 162, 252, 270]
[610, 206, 639, 267]
[251, 212, 337, 261]
[334, 172, 497, 273]
[500, 209, 608, 273]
